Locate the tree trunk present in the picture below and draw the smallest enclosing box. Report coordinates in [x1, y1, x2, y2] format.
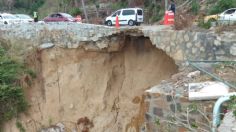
[74, 0, 79, 7]
[6, 0, 14, 11]
[81, 0, 89, 23]
[165, 0, 168, 11]
[95, 5, 99, 18]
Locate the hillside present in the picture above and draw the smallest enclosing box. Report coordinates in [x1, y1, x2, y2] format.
[1, 0, 236, 25]
[1, 22, 236, 132]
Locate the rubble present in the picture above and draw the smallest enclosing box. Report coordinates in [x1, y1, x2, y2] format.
[187, 70, 200, 78]
[41, 123, 65, 132]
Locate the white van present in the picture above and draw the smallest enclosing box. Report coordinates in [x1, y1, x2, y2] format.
[105, 8, 143, 26]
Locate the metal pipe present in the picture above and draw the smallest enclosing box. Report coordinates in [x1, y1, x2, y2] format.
[188, 61, 236, 89]
[212, 93, 236, 132]
[187, 60, 236, 131]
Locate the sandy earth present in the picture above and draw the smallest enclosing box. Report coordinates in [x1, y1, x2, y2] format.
[3, 37, 177, 132]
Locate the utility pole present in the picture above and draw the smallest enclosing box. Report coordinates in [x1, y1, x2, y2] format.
[81, 0, 89, 23]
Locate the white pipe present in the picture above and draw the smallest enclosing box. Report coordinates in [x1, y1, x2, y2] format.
[212, 92, 236, 132]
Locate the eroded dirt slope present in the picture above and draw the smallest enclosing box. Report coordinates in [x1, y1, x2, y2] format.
[4, 37, 178, 132]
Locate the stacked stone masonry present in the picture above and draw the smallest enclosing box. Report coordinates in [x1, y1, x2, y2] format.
[0, 23, 235, 65]
[0, 23, 235, 131]
[144, 83, 215, 132]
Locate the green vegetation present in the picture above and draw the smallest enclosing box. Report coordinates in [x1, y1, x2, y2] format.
[149, 4, 164, 22]
[198, 19, 212, 29]
[211, 61, 236, 117]
[0, 46, 32, 129]
[29, 0, 45, 14]
[0, 0, 45, 15]
[155, 118, 160, 126]
[228, 95, 236, 118]
[213, 61, 236, 70]
[69, 7, 82, 16]
[209, 0, 236, 15]
[190, 122, 198, 129]
[48, 117, 53, 126]
[188, 103, 198, 112]
[191, 0, 200, 15]
[111, 1, 128, 10]
[16, 121, 26, 132]
[144, 0, 164, 23]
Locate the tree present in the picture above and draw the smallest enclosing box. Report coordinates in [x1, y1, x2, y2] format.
[91, 0, 99, 18]
[81, 0, 88, 23]
[6, 0, 14, 10]
[165, 0, 168, 10]
[74, 0, 79, 7]
[59, 0, 73, 12]
[209, 0, 236, 15]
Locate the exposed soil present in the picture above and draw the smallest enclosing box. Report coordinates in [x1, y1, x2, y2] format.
[3, 37, 178, 132]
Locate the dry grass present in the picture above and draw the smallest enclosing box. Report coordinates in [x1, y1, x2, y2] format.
[215, 24, 236, 34]
[174, 11, 196, 30]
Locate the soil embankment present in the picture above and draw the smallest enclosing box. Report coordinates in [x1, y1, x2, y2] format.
[4, 36, 178, 132]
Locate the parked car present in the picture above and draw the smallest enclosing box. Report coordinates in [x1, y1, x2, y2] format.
[204, 8, 236, 23]
[105, 8, 144, 26]
[0, 13, 21, 24]
[14, 14, 33, 23]
[218, 8, 236, 22]
[43, 13, 77, 22]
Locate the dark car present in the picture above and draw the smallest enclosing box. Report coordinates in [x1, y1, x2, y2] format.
[43, 13, 77, 22]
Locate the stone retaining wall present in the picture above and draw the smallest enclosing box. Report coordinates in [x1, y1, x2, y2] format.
[144, 84, 215, 132]
[143, 29, 236, 63]
[0, 23, 235, 65]
[0, 23, 235, 132]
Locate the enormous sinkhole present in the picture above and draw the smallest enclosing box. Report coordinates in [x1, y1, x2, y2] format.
[4, 36, 178, 132]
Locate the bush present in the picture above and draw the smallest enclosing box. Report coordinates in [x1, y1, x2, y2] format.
[209, 0, 236, 15]
[146, 3, 164, 23]
[228, 95, 236, 118]
[111, 1, 128, 10]
[0, 46, 31, 129]
[191, 0, 200, 15]
[16, 121, 26, 132]
[198, 19, 212, 29]
[69, 8, 82, 16]
[29, 0, 45, 14]
[13, 0, 45, 15]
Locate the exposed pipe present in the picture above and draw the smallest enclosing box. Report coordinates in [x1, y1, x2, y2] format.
[212, 92, 236, 132]
[187, 60, 236, 131]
